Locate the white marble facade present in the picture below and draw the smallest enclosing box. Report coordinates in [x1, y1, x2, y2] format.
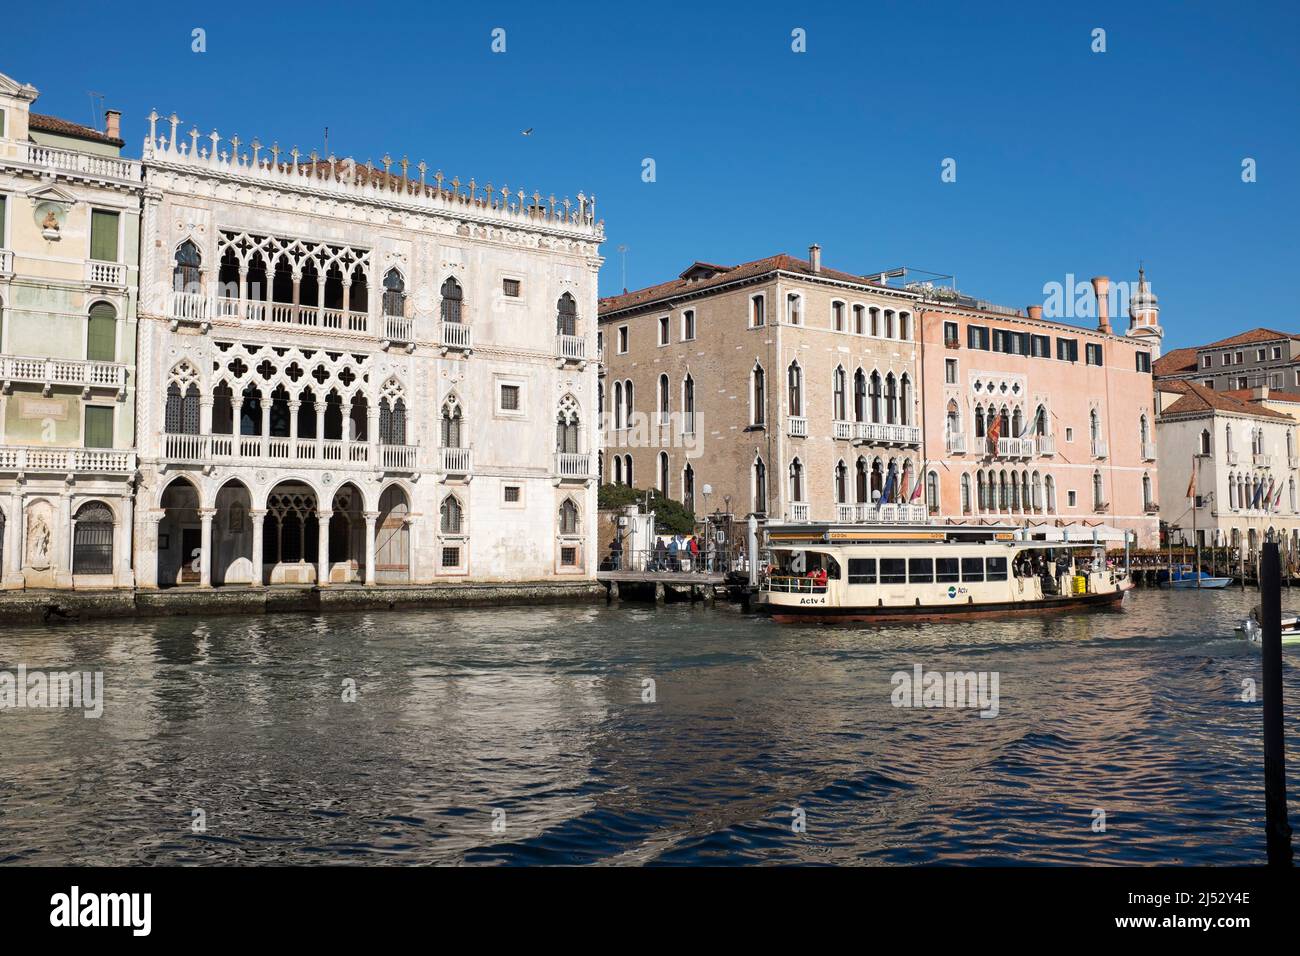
[133, 114, 604, 588]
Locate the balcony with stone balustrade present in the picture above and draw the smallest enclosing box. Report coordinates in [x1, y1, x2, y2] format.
[0, 445, 135, 475]
[1, 355, 128, 396]
[555, 451, 592, 482]
[161, 432, 416, 474]
[85, 260, 128, 288]
[851, 421, 922, 447]
[556, 333, 586, 365]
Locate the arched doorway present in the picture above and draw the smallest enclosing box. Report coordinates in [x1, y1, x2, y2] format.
[327, 483, 366, 583]
[264, 481, 320, 584]
[376, 485, 411, 583]
[158, 476, 201, 587]
[213, 480, 254, 585]
[72, 501, 115, 575]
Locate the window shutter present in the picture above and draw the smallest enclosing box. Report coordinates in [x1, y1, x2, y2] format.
[86, 304, 117, 361]
[90, 210, 119, 262]
[84, 406, 114, 448]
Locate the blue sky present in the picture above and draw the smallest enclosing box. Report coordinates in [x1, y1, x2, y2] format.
[4, 0, 1296, 350]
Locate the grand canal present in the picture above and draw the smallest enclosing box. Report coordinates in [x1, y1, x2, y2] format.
[1, 587, 1297, 865]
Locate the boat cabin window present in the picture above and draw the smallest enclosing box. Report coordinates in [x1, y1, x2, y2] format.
[986, 556, 1008, 580]
[880, 559, 906, 584]
[847, 558, 876, 584]
[961, 557, 985, 582]
[936, 558, 960, 583]
[908, 558, 934, 583]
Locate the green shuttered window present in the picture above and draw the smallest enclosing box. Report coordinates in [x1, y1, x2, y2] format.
[87, 303, 117, 361]
[90, 209, 119, 262]
[84, 406, 114, 448]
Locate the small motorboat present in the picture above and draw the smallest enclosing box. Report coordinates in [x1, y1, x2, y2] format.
[1238, 610, 1300, 645]
[1157, 564, 1232, 589]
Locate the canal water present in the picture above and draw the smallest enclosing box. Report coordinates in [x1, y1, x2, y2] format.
[1, 588, 1297, 865]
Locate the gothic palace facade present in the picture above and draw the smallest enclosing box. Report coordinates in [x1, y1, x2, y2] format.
[132, 112, 603, 588]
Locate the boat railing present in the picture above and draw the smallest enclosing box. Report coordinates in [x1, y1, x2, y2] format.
[763, 575, 829, 594]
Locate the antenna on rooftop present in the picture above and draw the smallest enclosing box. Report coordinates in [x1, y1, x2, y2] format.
[323, 127, 329, 156]
[617, 244, 628, 292]
[87, 91, 105, 130]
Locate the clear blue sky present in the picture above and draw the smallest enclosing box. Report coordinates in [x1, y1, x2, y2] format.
[4, 0, 1295, 350]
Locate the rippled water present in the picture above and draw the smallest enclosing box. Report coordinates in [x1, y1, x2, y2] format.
[1, 588, 1297, 865]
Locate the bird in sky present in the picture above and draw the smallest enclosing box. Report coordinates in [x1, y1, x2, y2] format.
[521, 128, 534, 136]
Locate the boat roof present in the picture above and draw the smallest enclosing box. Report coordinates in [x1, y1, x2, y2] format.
[765, 522, 1127, 547]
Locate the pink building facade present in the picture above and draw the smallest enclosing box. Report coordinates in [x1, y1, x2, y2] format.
[918, 275, 1161, 548]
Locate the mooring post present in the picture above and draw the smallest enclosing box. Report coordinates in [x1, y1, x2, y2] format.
[1260, 543, 1293, 867]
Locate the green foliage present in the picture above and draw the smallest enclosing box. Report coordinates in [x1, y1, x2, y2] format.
[597, 484, 695, 535]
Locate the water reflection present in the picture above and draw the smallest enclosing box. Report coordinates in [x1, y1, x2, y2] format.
[0, 589, 1295, 865]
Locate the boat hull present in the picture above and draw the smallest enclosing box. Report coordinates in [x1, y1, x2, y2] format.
[762, 584, 1128, 624]
[1162, 577, 1232, 589]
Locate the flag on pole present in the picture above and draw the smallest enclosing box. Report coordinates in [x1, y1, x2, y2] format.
[1252, 479, 1265, 509]
[1273, 483, 1284, 510]
[1185, 470, 1196, 499]
[910, 462, 926, 502]
[986, 413, 1002, 455]
[880, 470, 895, 506]
[1265, 478, 1276, 510]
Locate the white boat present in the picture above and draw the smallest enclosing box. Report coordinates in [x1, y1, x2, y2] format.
[755, 522, 1132, 624]
[1238, 612, 1300, 645]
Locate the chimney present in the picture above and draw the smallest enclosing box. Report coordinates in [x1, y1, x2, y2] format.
[1091, 276, 1111, 334]
[1027, 305, 1043, 321]
[809, 244, 821, 274]
[1254, 385, 1270, 400]
[104, 109, 121, 140]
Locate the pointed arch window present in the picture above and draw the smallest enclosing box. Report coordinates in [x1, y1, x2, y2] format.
[440, 495, 463, 535]
[961, 474, 972, 514]
[683, 464, 695, 513]
[381, 396, 407, 445]
[788, 361, 803, 417]
[835, 461, 848, 504]
[440, 277, 463, 324]
[441, 397, 463, 448]
[869, 371, 883, 423]
[884, 373, 898, 425]
[853, 369, 867, 423]
[789, 458, 804, 503]
[557, 396, 581, 454]
[751, 364, 766, 426]
[557, 293, 577, 336]
[658, 452, 670, 494]
[173, 240, 202, 293]
[383, 269, 406, 317]
[753, 458, 767, 514]
[658, 373, 670, 425]
[682, 375, 696, 434]
[559, 498, 579, 535]
[926, 470, 939, 512]
[833, 367, 847, 421]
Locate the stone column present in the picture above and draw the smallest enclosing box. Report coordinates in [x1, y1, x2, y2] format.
[199, 507, 215, 588]
[55, 493, 73, 588]
[367, 404, 379, 466]
[288, 400, 300, 456]
[250, 509, 266, 587]
[364, 510, 378, 586]
[260, 400, 271, 456]
[3, 491, 23, 586]
[317, 510, 333, 586]
[200, 396, 213, 436]
[117, 492, 134, 587]
[139, 511, 161, 589]
[315, 402, 326, 459]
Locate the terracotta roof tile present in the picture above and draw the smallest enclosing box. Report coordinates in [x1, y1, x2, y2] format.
[599, 253, 894, 315]
[1152, 346, 1198, 377]
[1224, 388, 1300, 405]
[28, 112, 124, 147]
[1159, 382, 1292, 420]
[1201, 327, 1299, 350]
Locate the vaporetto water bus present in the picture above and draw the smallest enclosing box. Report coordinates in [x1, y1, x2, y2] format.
[755, 522, 1134, 624]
